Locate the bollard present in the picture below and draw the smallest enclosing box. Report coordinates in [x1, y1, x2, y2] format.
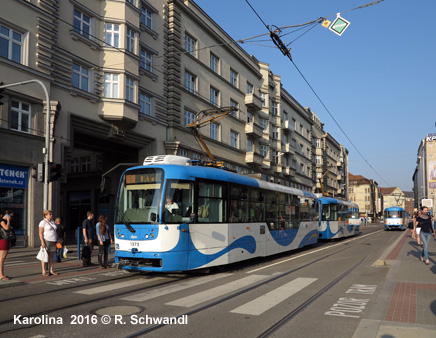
[77, 226, 83, 260]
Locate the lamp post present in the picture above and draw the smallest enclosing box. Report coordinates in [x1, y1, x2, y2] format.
[0, 80, 50, 210]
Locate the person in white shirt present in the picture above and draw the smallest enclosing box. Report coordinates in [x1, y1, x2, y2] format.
[38, 210, 58, 277]
[165, 196, 179, 214]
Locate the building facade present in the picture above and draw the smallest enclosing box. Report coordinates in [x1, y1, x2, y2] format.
[348, 174, 381, 222]
[0, 0, 348, 247]
[413, 133, 436, 211]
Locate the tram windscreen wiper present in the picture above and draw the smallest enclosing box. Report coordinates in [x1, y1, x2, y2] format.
[116, 206, 136, 233]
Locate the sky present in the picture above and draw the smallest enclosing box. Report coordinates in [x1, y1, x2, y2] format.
[194, 0, 436, 191]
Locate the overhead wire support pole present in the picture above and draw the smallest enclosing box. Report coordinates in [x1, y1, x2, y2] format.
[0, 80, 51, 211]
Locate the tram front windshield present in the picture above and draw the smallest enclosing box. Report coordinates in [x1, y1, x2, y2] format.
[384, 210, 403, 218]
[116, 168, 163, 224]
[349, 210, 359, 219]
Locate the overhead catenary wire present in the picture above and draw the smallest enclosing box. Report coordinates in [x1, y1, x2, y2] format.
[243, 0, 392, 187]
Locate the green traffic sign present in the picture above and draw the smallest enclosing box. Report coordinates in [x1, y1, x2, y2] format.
[329, 16, 350, 36]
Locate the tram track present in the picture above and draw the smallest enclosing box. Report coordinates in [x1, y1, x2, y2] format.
[124, 236, 374, 338]
[0, 229, 384, 336]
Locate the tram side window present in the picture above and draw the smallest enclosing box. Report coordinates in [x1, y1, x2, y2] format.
[266, 191, 278, 230]
[286, 194, 299, 229]
[162, 181, 194, 224]
[300, 197, 317, 222]
[229, 185, 248, 223]
[198, 181, 226, 223]
[338, 204, 348, 221]
[248, 189, 265, 222]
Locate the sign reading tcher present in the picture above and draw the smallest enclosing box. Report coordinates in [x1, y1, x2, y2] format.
[328, 14, 350, 36]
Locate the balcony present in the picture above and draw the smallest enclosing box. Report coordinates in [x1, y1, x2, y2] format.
[283, 167, 296, 177]
[99, 100, 138, 129]
[282, 143, 295, 155]
[245, 93, 263, 110]
[245, 122, 263, 138]
[271, 164, 282, 173]
[245, 152, 263, 165]
[282, 120, 295, 133]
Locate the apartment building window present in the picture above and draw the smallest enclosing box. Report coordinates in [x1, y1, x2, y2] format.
[230, 130, 239, 148]
[10, 100, 30, 133]
[316, 139, 322, 148]
[210, 53, 219, 73]
[140, 7, 153, 29]
[184, 33, 196, 57]
[272, 126, 279, 140]
[300, 163, 304, 174]
[260, 145, 268, 157]
[70, 158, 79, 174]
[81, 156, 91, 172]
[139, 93, 152, 116]
[230, 69, 238, 87]
[210, 87, 219, 107]
[72, 63, 89, 91]
[104, 73, 119, 98]
[259, 119, 268, 132]
[105, 23, 120, 47]
[73, 9, 90, 38]
[315, 156, 322, 165]
[260, 93, 266, 107]
[283, 111, 288, 121]
[126, 28, 135, 53]
[247, 140, 253, 152]
[184, 110, 195, 127]
[140, 49, 153, 72]
[0, 24, 23, 63]
[247, 82, 253, 94]
[273, 151, 280, 164]
[210, 123, 219, 141]
[247, 112, 253, 123]
[126, 77, 135, 102]
[184, 71, 196, 93]
[230, 99, 238, 118]
[271, 101, 278, 115]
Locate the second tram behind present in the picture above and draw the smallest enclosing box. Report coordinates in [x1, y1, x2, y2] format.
[317, 197, 360, 239]
[383, 207, 409, 230]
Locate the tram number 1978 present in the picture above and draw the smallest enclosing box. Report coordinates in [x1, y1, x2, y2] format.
[130, 242, 139, 247]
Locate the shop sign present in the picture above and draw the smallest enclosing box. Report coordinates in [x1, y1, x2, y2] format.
[0, 164, 28, 189]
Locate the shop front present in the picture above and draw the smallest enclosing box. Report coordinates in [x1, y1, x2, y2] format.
[0, 164, 28, 245]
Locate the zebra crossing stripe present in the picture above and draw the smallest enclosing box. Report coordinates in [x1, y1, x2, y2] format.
[230, 277, 318, 315]
[165, 274, 267, 308]
[74, 278, 163, 295]
[121, 273, 233, 302]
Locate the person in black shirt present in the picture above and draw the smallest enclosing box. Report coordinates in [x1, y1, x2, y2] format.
[416, 207, 435, 265]
[82, 211, 95, 266]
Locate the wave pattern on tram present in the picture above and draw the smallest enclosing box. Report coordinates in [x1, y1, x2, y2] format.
[114, 155, 319, 272]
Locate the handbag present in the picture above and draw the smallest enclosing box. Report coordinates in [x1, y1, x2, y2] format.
[36, 246, 49, 262]
[0, 227, 16, 243]
[56, 240, 63, 249]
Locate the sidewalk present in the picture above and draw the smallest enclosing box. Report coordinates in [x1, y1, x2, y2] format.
[354, 229, 436, 338]
[0, 243, 115, 288]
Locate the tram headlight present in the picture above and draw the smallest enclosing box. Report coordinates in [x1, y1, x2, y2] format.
[121, 234, 124, 238]
[145, 234, 149, 239]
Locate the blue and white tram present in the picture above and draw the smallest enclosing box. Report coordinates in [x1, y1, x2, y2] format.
[384, 207, 409, 230]
[317, 197, 360, 239]
[114, 155, 319, 272]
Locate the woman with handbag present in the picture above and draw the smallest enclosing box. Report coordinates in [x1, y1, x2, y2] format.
[0, 212, 11, 280]
[38, 210, 59, 277]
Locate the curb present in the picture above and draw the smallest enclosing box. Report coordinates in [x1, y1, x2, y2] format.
[372, 230, 408, 267]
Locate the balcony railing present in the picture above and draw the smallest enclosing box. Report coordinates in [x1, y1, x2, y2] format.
[245, 122, 263, 138]
[245, 152, 263, 165]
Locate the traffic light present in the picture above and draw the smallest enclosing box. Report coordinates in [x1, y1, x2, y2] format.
[31, 163, 44, 182]
[0, 82, 4, 106]
[49, 163, 62, 182]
